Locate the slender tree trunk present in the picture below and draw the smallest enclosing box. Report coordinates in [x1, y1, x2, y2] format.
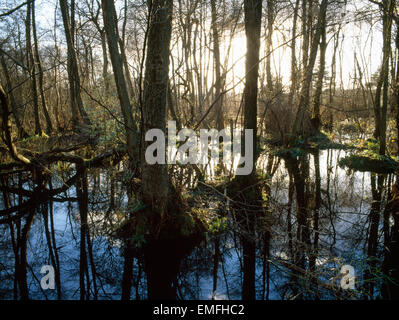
[382, 179, 399, 299]
[76, 167, 89, 300]
[288, 0, 300, 144]
[100, 30, 110, 92]
[0, 177, 19, 299]
[0, 56, 28, 138]
[18, 211, 34, 300]
[395, 19, 399, 154]
[328, 28, 340, 132]
[312, 10, 327, 132]
[59, 0, 91, 129]
[301, 0, 309, 71]
[32, 1, 52, 134]
[42, 201, 62, 298]
[265, 0, 274, 92]
[25, 1, 41, 135]
[379, 0, 393, 155]
[212, 235, 220, 300]
[211, 0, 224, 130]
[373, 0, 393, 156]
[121, 244, 134, 300]
[48, 180, 62, 299]
[310, 151, 321, 299]
[291, 0, 328, 140]
[365, 174, 384, 299]
[286, 157, 311, 275]
[102, 0, 138, 162]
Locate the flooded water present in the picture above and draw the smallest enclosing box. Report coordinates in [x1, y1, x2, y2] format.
[0, 148, 393, 300]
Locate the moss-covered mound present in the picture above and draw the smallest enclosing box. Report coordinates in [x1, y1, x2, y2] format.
[272, 132, 351, 160]
[338, 154, 399, 174]
[306, 132, 351, 151]
[114, 181, 208, 248]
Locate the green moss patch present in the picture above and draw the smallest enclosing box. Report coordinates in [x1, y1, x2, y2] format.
[338, 154, 399, 174]
[272, 132, 352, 160]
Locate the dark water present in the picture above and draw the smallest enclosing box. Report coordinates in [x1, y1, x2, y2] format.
[0, 148, 392, 300]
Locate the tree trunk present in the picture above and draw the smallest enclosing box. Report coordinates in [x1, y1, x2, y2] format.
[0, 56, 28, 138]
[141, 0, 172, 212]
[288, 0, 300, 142]
[379, 0, 393, 155]
[265, 0, 274, 92]
[59, 0, 91, 129]
[240, 0, 262, 301]
[25, 1, 41, 135]
[76, 166, 90, 300]
[141, 0, 173, 300]
[102, 0, 139, 162]
[291, 0, 328, 141]
[365, 173, 384, 299]
[32, 1, 53, 134]
[102, 0, 141, 300]
[211, 0, 224, 130]
[312, 10, 327, 132]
